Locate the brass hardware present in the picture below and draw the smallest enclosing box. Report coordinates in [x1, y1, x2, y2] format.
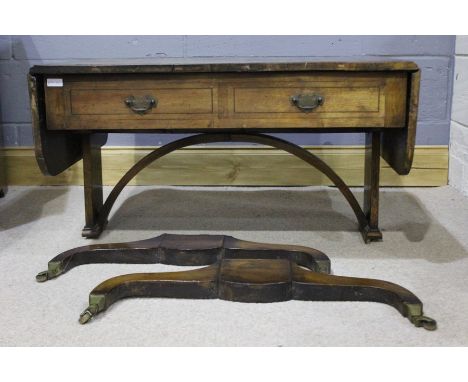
[124, 95, 157, 115]
[35, 270, 49, 283]
[79, 295, 106, 324]
[404, 303, 437, 331]
[291, 93, 324, 112]
[410, 315, 437, 331]
[79, 304, 99, 324]
[35, 261, 63, 282]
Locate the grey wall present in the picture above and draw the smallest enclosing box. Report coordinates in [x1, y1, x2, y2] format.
[0, 35, 455, 147]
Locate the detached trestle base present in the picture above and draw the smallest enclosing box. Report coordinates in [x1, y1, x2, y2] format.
[36, 234, 436, 330]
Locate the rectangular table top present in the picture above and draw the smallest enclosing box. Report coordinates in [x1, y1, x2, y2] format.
[29, 57, 419, 75]
[28, 57, 421, 177]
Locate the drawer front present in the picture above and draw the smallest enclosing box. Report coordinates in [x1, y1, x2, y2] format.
[70, 88, 213, 115]
[219, 73, 407, 129]
[44, 75, 218, 130]
[234, 86, 380, 114]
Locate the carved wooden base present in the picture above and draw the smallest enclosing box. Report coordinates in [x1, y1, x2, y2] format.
[36, 234, 436, 330]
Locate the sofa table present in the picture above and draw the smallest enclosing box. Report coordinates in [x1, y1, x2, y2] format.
[28, 59, 420, 242]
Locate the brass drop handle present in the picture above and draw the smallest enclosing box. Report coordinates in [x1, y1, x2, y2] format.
[291, 93, 324, 112]
[124, 95, 157, 115]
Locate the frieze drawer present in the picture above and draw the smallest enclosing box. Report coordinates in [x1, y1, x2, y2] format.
[43, 72, 407, 131]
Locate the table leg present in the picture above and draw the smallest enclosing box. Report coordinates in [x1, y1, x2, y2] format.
[362, 131, 383, 243]
[82, 134, 105, 238]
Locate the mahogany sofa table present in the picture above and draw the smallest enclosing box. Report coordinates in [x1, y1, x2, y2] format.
[28, 59, 420, 242]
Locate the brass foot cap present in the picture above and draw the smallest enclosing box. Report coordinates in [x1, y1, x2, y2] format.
[411, 315, 437, 331]
[79, 304, 100, 325]
[79, 309, 94, 325]
[36, 271, 49, 283]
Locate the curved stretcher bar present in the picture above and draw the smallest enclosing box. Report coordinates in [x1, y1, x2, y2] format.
[91, 133, 370, 238]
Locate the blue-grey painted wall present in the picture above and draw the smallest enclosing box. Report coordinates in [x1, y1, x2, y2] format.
[0, 35, 455, 147]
